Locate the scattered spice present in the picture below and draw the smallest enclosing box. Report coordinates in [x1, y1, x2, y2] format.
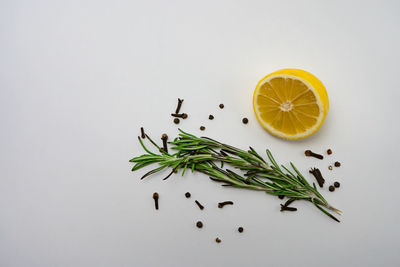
[175, 98, 184, 114]
[334, 182, 340, 188]
[334, 161, 341, 167]
[196, 221, 203, 228]
[209, 115, 214, 120]
[171, 113, 188, 119]
[242, 118, 249, 124]
[219, 104, 224, 109]
[280, 205, 297, 212]
[283, 198, 296, 207]
[140, 127, 145, 139]
[238, 227, 244, 233]
[329, 185, 335, 192]
[218, 201, 234, 208]
[328, 165, 333, 170]
[161, 134, 168, 153]
[309, 168, 325, 188]
[200, 126, 205, 131]
[305, 150, 324, 160]
[327, 149, 332, 155]
[278, 195, 285, 199]
[195, 200, 204, 210]
[215, 237, 221, 243]
[153, 192, 159, 210]
[280, 198, 297, 211]
[185, 192, 191, 198]
[173, 118, 180, 124]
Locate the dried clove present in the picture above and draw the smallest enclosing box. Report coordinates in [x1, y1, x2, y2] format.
[161, 133, 168, 153]
[196, 221, 203, 228]
[195, 200, 204, 210]
[153, 192, 159, 210]
[218, 201, 234, 208]
[185, 192, 191, 198]
[334, 161, 341, 167]
[140, 127, 145, 139]
[242, 118, 249, 124]
[280, 204, 297, 212]
[305, 150, 324, 160]
[209, 115, 214, 120]
[283, 198, 296, 208]
[173, 118, 180, 124]
[309, 168, 325, 188]
[334, 182, 340, 188]
[175, 98, 184, 114]
[171, 113, 188, 119]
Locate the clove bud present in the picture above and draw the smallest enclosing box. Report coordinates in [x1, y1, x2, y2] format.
[309, 168, 325, 188]
[153, 192, 159, 210]
[175, 98, 184, 114]
[305, 150, 324, 160]
[218, 201, 234, 208]
[161, 133, 168, 153]
[195, 200, 204, 210]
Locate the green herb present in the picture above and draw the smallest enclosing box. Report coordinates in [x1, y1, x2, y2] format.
[130, 129, 341, 222]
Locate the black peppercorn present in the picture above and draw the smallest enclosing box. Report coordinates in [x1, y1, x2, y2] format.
[209, 115, 214, 120]
[334, 161, 341, 167]
[215, 237, 221, 243]
[196, 221, 203, 228]
[238, 227, 244, 233]
[174, 118, 180, 124]
[329, 185, 335, 192]
[327, 149, 332, 155]
[219, 104, 224, 109]
[200, 126, 205, 131]
[242, 118, 248, 124]
[334, 182, 340, 188]
[185, 192, 191, 198]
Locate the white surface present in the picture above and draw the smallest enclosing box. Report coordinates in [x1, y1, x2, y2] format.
[1, 0, 399, 266]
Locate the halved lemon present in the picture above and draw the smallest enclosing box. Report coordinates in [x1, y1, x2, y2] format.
[253, 69, 329, 140]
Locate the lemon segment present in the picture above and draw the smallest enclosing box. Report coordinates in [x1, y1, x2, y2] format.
[253, 69, 329, 140]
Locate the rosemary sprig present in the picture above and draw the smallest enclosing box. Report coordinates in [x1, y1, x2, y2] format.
[129, 129, 341, 222]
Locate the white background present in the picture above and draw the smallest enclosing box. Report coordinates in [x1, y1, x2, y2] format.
[1, 0, 399, 266]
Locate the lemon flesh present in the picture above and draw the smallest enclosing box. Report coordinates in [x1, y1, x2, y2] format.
[253, 69, 329, 140]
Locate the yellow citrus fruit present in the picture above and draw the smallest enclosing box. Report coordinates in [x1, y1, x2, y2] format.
[253, 69, 329, 140]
